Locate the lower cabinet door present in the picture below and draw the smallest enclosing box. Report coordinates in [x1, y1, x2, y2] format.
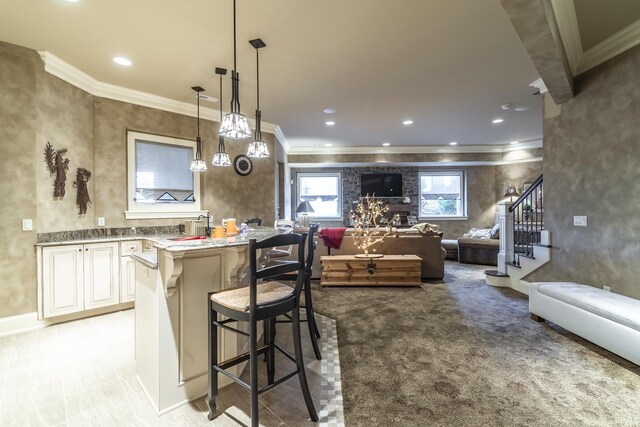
[84, 242, 120, 310]
[120, 256, 136, 303]
[43, 245, 84, 318]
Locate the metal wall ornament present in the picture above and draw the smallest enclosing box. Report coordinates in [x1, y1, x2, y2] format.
[44, 141, 70, 198]
[73, 168, 92, 215]
[232, 155, 253, 176]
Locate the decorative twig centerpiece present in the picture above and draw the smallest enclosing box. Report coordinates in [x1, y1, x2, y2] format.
[348, 194, 399, 258]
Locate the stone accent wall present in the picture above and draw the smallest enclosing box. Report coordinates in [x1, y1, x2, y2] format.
[342, 166, 419, 224]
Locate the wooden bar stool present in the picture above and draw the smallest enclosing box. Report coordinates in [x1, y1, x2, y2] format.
[206, 232, 318, 427]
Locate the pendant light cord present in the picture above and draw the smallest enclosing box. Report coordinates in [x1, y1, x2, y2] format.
[196, 91, 202, 158]
[219, 72, 226, 152]
[230, 0, 240, 114]
[254, 47, 261, 139]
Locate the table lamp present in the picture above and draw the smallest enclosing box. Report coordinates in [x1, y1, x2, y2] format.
[296, 201, 315, 227]
[504, 185, 520, 202]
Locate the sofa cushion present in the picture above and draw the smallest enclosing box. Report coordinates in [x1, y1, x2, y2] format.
[457, 237, 499, 249]
[537, 282, 640, 333]
[470, 228, 492, 239]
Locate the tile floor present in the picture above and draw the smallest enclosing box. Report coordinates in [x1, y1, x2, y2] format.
[0, 309, 343, 427]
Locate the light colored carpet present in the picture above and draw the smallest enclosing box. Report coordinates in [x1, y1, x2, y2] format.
[312, 261, 640, 426]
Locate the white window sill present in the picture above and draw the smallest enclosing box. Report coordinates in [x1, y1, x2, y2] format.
[306, 217, 343, 222]
[419, 216, 468, 221]
[124, 210, 209, 220]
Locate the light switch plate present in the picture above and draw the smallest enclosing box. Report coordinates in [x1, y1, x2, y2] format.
[97, 217, 106, 227]
[573, 215, 587, 226]
[22, 219, 33, 231]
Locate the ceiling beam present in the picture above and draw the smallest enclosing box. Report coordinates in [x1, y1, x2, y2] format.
[500, 0, 574, 104]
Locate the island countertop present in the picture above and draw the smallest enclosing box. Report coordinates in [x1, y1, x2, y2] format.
[35, 227, 286, 251]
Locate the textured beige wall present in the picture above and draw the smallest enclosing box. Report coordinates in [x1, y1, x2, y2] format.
[0, 42, 38, 317]
[37, 69, 95, 232]
[494, 162, 543, 203]
[202, 134, 276, 227]
[529, 45, 640, 298]
[0, 42, 276, 318]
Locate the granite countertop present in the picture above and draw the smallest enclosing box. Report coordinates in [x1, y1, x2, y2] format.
[36, 227, 286, 253]
[131, 252, 158, 269]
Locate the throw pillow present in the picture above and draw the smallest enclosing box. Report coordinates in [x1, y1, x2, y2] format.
[463, 228, 478, 238]
[470, 228, 492, 239]
[490, 223, 500, 239]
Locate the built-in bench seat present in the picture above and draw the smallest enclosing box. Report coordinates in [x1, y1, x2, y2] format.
[529, 282, 640, 366]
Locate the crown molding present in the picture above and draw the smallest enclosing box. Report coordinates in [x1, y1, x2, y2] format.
[274, 126, 290, 153]
[289, 157, 543, 169]
[550, 0, 582, 75]
[577, 18, 640, 75]
[549, 2, 640, 76]
[287, 139, 542, 156]
[37, 51, 279, 132]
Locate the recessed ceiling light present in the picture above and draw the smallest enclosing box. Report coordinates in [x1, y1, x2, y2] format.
[65, 0, 79, 2]
[402, 120, 413, 125]
[113, 56, 132, 66]
[323, 108, 336, 114]
[510, 141, 519, 145]
[382, 142, 390, 147]
[449, 141, 458, 146]
[325, 143, 332, 147]
[492, 118, 504, 124]
[514, 106, 529, 112]
[325, 121, 335, 126]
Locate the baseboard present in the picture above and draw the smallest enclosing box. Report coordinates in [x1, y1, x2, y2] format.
[0, 312, 43, 337]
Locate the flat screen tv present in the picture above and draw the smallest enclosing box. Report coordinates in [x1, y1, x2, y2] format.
[360, 173, 402, 197]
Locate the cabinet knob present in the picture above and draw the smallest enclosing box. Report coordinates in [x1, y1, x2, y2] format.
[85, 248, 88, 251]
[78, 249, 82, 252]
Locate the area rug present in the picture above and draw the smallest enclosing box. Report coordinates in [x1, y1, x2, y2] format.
[312, 262, 640, 426]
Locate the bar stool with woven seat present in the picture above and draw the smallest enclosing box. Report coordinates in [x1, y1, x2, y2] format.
[271, 223, 322, 360]
[206, 232, 318, 426]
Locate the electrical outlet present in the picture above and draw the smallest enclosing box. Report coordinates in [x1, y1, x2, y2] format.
[573, 215, 587, 226]
[97, 217, 106, 227]
[22, 219, 33, 231]
[603, 285, 611, 292]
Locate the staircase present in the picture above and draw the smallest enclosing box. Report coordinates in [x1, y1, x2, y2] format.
[485, 174, 551, 295]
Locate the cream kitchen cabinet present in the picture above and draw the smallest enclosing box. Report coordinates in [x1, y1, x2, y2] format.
[120, 240, 142, 303]
[41, 241, 120, 318]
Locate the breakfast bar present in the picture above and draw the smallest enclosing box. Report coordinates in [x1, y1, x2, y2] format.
[131, 228, 282, 414]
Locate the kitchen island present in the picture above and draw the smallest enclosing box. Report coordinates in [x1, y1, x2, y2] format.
[131, 228, 284, 414]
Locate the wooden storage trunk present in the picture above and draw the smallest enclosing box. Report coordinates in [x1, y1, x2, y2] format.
[320, 255, 422, 287]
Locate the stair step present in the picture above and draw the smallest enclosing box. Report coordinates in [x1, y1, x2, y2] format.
[508, 262, 521, 269]
[484, 269, 509, 278]
[518, 254, 536, 260]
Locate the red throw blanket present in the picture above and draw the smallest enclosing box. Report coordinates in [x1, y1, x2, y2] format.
[318, 227, 348, 249]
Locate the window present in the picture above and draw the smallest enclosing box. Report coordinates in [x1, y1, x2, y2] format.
[125, 131, 206, 219]
[297, 173, 342, 219]
[419, 171, 466, 219]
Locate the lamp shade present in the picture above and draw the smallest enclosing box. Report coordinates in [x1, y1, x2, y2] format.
[296, 200, 315, 214]
[503, 185, 520, 198]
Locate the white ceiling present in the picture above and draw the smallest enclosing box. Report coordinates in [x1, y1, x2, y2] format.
[0, 0, 541, 150]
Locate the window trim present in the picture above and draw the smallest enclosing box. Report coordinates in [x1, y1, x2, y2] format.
[296, 172, 343, 220]
[125, 131, 207, 220]
[418, 170, 467, 220]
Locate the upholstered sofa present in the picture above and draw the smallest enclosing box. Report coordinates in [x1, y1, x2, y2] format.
[297, 228, 446, 280]
[456, 225, 500, 265]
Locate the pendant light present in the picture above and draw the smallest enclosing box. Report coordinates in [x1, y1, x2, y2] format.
[190, 86, 207, 172]
[212, 67, 232, 167]
[247, 38, 270, 158]
[219, 0, 252, 139]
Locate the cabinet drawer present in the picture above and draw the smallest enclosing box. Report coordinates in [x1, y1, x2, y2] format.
[121, 240, 142, 256]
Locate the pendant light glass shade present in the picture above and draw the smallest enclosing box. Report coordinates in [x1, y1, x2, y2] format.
[219, 110, 251, 139]
[190, 157, 208, 172]
[247, 140, 269, 158]
[190, 86, 207, 172]
[212, 150, 231, 167]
